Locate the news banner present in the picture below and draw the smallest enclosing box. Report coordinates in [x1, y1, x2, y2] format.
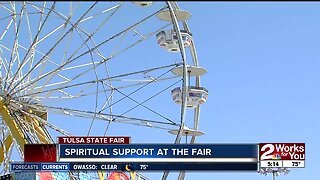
[10, 136, 305, 172]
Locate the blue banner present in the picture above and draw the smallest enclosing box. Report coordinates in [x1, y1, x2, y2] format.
[10, 163, 40, 171]
[59, 144, 257, 159]
[10, 163, 70, 171]
[10, 162, 258, 171]
[41, 163, 70, 171]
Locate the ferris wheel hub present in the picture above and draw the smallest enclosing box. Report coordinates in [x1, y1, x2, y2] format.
[0, 90, 10, 101]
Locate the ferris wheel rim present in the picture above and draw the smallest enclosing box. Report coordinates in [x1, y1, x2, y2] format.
[0, 2, 205, 179]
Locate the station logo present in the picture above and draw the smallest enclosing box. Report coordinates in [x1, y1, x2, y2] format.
[259, 143, 305, 160]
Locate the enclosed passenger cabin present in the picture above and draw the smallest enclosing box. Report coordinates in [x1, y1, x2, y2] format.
[156, 29, 192, 52]
[171, 86, 208, 108]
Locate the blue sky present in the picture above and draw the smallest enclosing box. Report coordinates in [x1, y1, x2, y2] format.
[1, 2, 318, 180]
[176, 2, 319, 180]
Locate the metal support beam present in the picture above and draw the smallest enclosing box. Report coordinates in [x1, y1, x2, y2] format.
[25, 114, 50, 143]
[0, 97, 27, 155]
[0, 134, 13, 164]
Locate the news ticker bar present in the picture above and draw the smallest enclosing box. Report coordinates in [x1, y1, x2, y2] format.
[59, 158, 256, 163]
[10, 162, 258, 171]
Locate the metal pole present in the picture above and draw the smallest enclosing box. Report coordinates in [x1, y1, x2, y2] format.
[185, 132, 188, 144]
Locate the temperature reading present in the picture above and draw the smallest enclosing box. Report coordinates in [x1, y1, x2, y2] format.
[283, 160, 305, 168]
[140, 164, 149, 170]
[292, 161, 301, 166]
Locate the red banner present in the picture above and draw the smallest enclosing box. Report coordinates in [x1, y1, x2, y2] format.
[58, 136, 131, 144]
[24, 144, 57, 162]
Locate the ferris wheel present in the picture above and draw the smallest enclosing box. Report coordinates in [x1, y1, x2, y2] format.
[0, 1, 208, 179]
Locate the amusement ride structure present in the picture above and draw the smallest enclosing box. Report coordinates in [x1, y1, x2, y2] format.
[0, 1, 208, 179]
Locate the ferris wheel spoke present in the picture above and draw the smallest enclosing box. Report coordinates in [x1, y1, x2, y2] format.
[0, 54, 13, 89]
[99, 64, 178, 114]
[21, 2, 35, 96]
[79, 3, 122, 24]
[5, 2, 56, 94]
[9, 6, 167, 97]
[18, 109, 72, 137]
[58, 21, 170, 95]
[97, 78, 176, 131]
[36, 23, 66, 46]
[14, 63, 180, 100]
[22, 2, 34, 48]
[66, 14, 108, 135]
[44, 82, 95, 100]
[100, 72, 180, 134]
[1, 3, 45, 95]
[21, 21, 171, 100]
[0, 3, 14, 14]
[7, 2, 99, 96]
[86, 51, 101, 136]
[0, 14, 15, 21]
[0, 18, 13, 41]
[25, 2, 47, 12]
[67, 111, 176, 132]
[29, 22, 75, 98]
[21, 2, 122, 96]
[30, 17, 170, 102]
[16, 76, 181, 129]
[40, 2, 122, 67]
[18, 101, 179, 128]
[25, 1, 47, 91]
[30, 63, 176, 98]
[109, 78, 182, 125]
[3, 3, 24, 91]
[19, 76, 178, 104]
[25, 8, 79, 96]
[7, 42, 73, 84]
[25, 2, 121, 27]
[95, 39, 113, 136]
[109, 120, 175, 130]
[31, 3, 122, 48]
[65, 4, 121, 124]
